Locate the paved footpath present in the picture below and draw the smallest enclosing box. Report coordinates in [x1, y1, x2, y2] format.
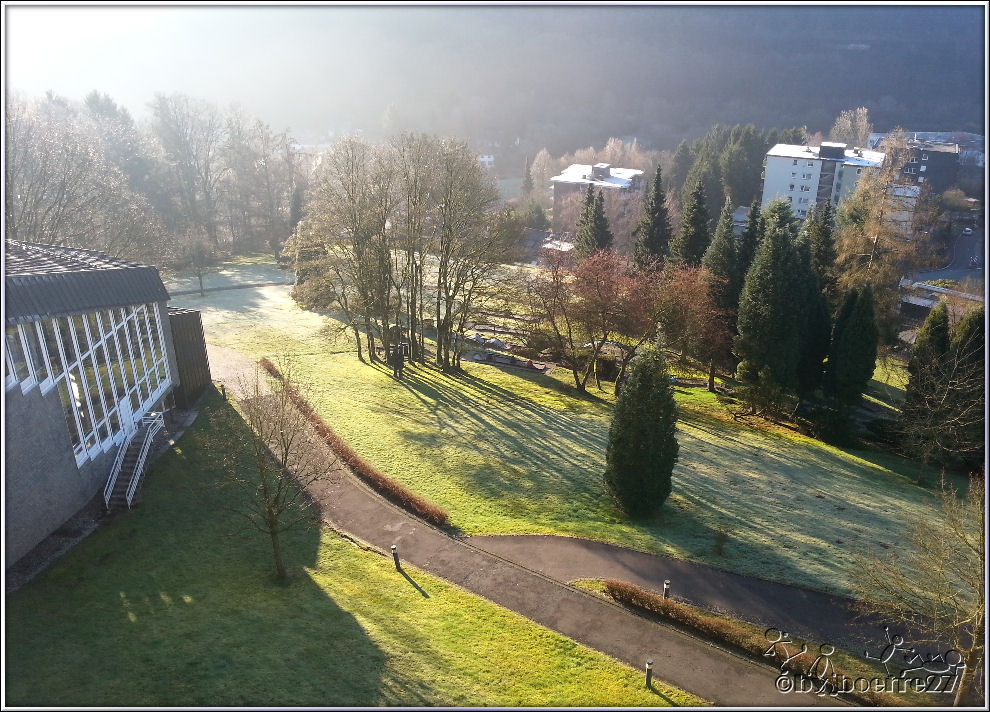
[209, 345, 841, 707]
[467, 535, 875, 653]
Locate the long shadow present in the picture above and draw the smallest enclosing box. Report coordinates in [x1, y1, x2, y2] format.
[4, 392, 400, 707]
[648, 682, 679, 706]
[397, 565, 431, 598]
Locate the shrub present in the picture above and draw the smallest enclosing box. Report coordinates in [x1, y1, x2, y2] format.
[602, 579, 899, 706]
[259, 358, 450, 527]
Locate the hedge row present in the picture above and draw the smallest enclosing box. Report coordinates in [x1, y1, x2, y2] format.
[259, 358, 450, 527]
[602, 579, 899, 706]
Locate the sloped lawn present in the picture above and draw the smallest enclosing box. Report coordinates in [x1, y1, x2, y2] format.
[169, 258, 955, 598]
[4, 392, 698, 707]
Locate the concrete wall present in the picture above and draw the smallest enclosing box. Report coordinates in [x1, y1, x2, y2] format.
[4, 381, 116, 566]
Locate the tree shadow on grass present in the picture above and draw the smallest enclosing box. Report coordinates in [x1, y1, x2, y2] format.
[3, 392, 402, 707]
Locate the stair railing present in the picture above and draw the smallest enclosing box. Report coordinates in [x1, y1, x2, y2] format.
[125, 412, 166, 508]
[105, 426, 139, 508]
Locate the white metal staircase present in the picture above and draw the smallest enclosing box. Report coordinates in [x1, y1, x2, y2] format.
[104, 412, 166, 511]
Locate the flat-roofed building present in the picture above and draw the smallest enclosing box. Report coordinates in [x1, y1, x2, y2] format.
[761, 142, 884, 219]
[550, 163, 644, 236]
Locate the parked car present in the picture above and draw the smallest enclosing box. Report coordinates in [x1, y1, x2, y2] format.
[962, 227, 974, 235]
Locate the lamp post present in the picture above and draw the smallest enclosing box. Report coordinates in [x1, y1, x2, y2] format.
[645, 658, 654, 688]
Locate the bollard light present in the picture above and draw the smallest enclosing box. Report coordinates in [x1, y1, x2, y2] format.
[391, 544, 400, 569]
[663, 580, 670, 599]
[645, 658, 654, 688]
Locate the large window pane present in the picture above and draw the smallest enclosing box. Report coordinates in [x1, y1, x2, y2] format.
[82, 354, 105, 423]
[72, 315, 91, 359]
[40, 320, 65, 379]
[126, 318, 143, 368]
[57, 380, 83, 452]
[137, 308, 155, 375]
[86, 313, 102, 347]
[108, 408, 121, 435]
[5, 325, 29, 381]
[95, 343, 116, 406]
[113, 329, 136, 392]
[69, 366, 96, 450]
[147, 304, 165, 365]
[56, 317, 77, 366]
[22, 323, 49, 384]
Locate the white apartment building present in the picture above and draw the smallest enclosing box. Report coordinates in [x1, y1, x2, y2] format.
[761, 142, 884, 219]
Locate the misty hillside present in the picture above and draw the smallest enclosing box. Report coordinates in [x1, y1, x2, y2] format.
[285, 6, 983, 152]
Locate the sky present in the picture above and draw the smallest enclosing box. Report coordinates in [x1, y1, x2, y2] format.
[4, 3, 986, 147]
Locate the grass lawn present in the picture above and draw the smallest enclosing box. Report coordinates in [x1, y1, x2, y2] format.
[162, 253, 292, 294]
[170, 256, 957, 599]
[4, 391, 700, 707]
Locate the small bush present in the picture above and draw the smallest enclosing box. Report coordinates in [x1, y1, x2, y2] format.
[602, 579, 899, 706]
[259, 358, 450, 527]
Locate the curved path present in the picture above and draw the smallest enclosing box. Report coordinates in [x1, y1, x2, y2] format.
[467, 535, 874, 652]
[208, 344, 839, 707]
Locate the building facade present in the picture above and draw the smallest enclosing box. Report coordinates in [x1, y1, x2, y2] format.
[4, 241, 179, 565]
[869, 131, 985, 195]
[550, 163, 644, 235]
[761, 142, 884, 219]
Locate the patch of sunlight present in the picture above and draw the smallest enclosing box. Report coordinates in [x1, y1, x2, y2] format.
[181, 594, 194, 604]
[158, 592, 173, 607]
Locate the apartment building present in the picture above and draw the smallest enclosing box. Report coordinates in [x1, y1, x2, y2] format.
[761, 142, 884, 219]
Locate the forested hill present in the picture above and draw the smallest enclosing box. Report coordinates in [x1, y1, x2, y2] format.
[308, 5, 983, 152]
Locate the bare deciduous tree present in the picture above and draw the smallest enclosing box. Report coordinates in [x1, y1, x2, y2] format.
[850, 477, 985, 706]
[221, 362, 337, 580]
[829, 106, 873, 148]
[5, 93, 167, 261]
[150, 93, 228, 247]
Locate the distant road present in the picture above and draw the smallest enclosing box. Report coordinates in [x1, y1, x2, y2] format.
[914, 229, 985, 285]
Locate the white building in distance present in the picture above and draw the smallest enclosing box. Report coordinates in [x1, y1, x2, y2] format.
[550, 163, 644, 235]
[761, 142, 884, 219]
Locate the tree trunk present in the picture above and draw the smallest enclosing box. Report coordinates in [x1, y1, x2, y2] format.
[270, 529, 286, 580]
[364, 317, 377, 362]
[708, 359, 717, 392]
[954, 623, 984, 706]
[353, 323, 365, 364]
[197, 271, 205, 297]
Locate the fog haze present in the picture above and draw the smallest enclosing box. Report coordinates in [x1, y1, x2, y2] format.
[6, 5, 986, 150]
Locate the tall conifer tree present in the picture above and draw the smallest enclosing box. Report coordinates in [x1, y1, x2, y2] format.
[737, 198, 762, 284]
[521, 155, 534, 198]
[603, 346, 679, 517]
[793, 228, 832, 398]
[574, 184, 598, 259]
[701, 197, 739, 318]
[734, 202, 803, 394]
[670, 179, 711, 266]
[824, 284, 878, 406]
[634, 163, 673, 267]
[592, 191, 614, 253]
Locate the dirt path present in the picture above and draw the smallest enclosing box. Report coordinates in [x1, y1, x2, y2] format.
[206, 343, 838, 707]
